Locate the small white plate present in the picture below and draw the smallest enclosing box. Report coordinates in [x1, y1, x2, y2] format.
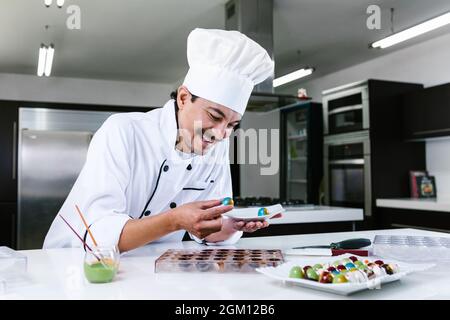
[256, 254, 434, 296]
[223, 204, 285, 222]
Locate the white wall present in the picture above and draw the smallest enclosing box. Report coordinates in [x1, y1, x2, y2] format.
[0, 72, 174, 107]
[278, 32, 450, 198]
[426, 138, 450, 199]
[239, 110, 280, 198]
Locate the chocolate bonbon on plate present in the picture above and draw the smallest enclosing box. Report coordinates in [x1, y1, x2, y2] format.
[288, 256, 400, 284]
[258, 207, 269, 216]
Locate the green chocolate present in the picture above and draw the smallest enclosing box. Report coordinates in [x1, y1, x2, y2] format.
[313, 263, 323, 270]
[289, 266, 305, 279]
[306, 268, 319, 281]
[332, 260, 341, 267]
[357, 264, 368, 270]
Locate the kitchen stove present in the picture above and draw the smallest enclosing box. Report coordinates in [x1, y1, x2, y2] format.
[234, 197, 314, 210]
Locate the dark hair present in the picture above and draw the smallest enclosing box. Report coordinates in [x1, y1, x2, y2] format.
[170, 91, 198, 107]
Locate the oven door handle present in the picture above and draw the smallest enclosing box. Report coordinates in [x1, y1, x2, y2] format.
[328, 104, 363, 115]
[329, 159, 365, 165]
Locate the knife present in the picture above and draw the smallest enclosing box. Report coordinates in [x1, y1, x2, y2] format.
[292, 238, 371, 250]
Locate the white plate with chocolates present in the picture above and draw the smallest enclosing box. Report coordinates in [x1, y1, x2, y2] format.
[256, 253, 434, 295]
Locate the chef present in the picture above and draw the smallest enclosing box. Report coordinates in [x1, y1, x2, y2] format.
[43, 28, 274, 252]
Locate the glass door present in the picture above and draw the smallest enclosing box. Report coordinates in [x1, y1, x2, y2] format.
[286, 108, 308, 202]
[329, 162, 364, 208]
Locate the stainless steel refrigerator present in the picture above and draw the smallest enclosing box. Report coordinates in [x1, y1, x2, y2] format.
[17, 108, 115, 249]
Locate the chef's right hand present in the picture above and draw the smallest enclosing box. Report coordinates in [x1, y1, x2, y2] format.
[171, 199, 233, 239]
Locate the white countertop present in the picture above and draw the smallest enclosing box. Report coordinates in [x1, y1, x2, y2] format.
[270, 206, 363, 225]
[2, 228, 450, 300]
[376, 198, 450, 212]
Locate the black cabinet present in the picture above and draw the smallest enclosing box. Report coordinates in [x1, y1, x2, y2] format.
[241, 222, 353, 237]
[0, 203, 16, 247]
[403, 83, 450, 140]
[323, 80, 426, 230]
[0, 101, 18, 203]
[378, 207, 450, 232]
[0, 101, 18, 248]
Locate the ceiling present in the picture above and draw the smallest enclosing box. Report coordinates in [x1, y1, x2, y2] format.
[0, 0, 228, 83]
[1, 0, 449, 85]
[274, 0, 450, 83]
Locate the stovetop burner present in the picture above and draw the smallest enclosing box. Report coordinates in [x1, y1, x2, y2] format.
[233, 197, 306, 207]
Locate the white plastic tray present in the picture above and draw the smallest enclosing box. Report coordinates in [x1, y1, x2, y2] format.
[373, 235, 450, 263]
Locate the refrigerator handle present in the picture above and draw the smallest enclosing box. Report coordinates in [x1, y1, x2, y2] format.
[12, 121, 17, 180]
[12, 207, 17, 248]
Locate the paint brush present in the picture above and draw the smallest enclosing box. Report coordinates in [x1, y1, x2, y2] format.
[75, 204, 98, 247]
[58, 214, 101, 262]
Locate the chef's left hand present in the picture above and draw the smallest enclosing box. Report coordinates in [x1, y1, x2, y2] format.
[224, 218, 269, 233]
[234, 220, 270, 232]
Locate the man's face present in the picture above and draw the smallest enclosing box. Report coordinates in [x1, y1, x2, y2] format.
[176, 86, 241, 155]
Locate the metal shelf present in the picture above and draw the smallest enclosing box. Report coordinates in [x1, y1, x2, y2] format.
[288, 135, 307, 141]
[290, 157, 307, 162]
[288, 179, 307, 184]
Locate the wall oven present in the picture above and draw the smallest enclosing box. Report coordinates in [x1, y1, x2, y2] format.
[324, 132, 372, 217]
[323, 81, 369, 135]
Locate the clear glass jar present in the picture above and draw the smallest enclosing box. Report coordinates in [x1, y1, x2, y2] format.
[83, 246, 120, 283]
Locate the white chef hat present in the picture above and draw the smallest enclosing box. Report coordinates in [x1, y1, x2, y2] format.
[183, 28, 274, 115]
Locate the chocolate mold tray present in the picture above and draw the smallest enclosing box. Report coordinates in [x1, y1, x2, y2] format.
[155, 249, 285, 273]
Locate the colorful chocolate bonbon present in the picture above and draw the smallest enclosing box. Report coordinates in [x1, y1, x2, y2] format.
[288, 257, 399, 284]
[319, 271, 334, 284]
[305, 268, 319, 281]
[222, 197, 234, 206]
[258, 207, 269, 216]
[289, 266, 304, 279]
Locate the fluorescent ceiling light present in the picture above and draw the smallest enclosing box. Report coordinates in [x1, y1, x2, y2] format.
[44, 0, 52, 7]
[37, 44, 55, 77]
[371, 11, 450, 49]
[44, 45, 54, 76]
[37, 45, 47, 77]
[273, 67, 314, 88]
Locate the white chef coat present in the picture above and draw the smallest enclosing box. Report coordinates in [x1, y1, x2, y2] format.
[43, 99, 243, 249]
